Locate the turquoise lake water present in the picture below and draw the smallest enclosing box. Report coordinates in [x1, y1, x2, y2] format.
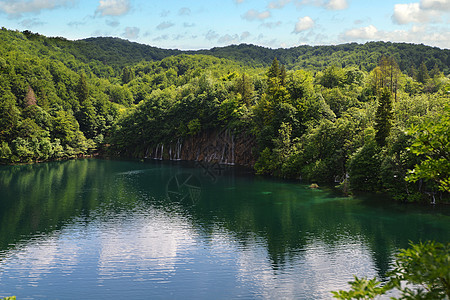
[0, 158, 448, 299]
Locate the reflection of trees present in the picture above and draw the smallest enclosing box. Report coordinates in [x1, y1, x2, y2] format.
[0, 159, 135, 250]
[1, 159, 449, 281]
[150, 168, 450, 278]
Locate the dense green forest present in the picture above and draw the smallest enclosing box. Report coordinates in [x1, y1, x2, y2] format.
[20, 30, 450, 73]
[0, 28, 449, 203]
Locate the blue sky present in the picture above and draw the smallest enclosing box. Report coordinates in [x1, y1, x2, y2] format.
[0, 0, 449, 49]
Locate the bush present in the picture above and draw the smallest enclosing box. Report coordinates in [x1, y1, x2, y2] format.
[331, 241, 450, 299]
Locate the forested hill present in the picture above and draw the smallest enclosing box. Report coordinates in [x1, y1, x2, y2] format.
[193, 42, 450, 73]
[75, 38, 450, 73]
[1, 27, 449, 203]
[19, 29, 450, 73]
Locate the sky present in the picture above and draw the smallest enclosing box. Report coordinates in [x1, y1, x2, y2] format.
[0, 0, 449, 50]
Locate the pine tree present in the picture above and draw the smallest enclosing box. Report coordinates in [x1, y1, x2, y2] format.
[374, 88, 393, 147]
[416, 61, 430, 84]
[236, 73, 253, 106]
[280, 64, 287, 86]
[267, 58, 280, 80]
[429, 63, 441, 78]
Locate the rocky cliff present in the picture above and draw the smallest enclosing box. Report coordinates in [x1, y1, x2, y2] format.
[145, 129, 257, 167]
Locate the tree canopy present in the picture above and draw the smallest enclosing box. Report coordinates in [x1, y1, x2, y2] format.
[0, 27, 449, 203]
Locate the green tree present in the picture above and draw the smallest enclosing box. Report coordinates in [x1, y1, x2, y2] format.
[316, 65, 345, 88]
[0, 141, 12, 163]
[348, 131, 382, 192]
[374, 88, 392, 147]
[76, 73, 89, 104]
[416, 61, 430, 84]
[332, 241, 450, 300]
[406, 105, 450, 192]
[235, 73, 254, 106]
[121, 66, 133, 84]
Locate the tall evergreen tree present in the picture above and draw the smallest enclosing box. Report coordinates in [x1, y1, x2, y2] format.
[416, 61, 430, 84]
[280, 64, 287, 86]
[374, 88, 393, 147]
[236, 73, 253, 106]
[267, 58, 280, 79]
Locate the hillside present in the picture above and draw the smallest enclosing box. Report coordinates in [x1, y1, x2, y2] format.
[0, 27, 449, 202]
[18, 29, 450, 74]
[194, 42, 450, 73]
[77, 38, 450, 74]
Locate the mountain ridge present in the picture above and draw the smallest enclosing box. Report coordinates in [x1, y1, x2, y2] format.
[78, 36, 450, 72]
[15, 29, 448, 73]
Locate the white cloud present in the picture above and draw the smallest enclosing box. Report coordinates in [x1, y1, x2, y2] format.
[243, 9, 271, 21]
[268, 0, 291, 9]
[0, 0, 74, 16]
[340, 24, 450, 49]
[235, 0, 244, 3]
[96, 0, 129, 16]
[293, 16, 314, 32]
[381, 26, 450, 48]
[392, 3, 441, 24]
[122, 26, 139, 39]
[326, 0, 348, 10]
[156, 21, 174, 30]
[420, 0, 450, 11]
[342, 24, 378, 39]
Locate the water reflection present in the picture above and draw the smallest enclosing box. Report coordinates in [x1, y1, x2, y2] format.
[0, 159, 449, 299]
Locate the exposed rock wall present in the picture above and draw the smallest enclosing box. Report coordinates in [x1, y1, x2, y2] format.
[146, 129, 257, 167]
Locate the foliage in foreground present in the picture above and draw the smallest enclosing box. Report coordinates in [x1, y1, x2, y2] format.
[331, 241, 450, 299]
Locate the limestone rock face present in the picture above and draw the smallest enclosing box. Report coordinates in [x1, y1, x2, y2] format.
[147, 129, 256, 167]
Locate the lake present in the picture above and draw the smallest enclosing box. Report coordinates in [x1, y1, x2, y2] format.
[0, 159, 448, 299]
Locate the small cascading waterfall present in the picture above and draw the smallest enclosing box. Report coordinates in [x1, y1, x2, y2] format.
[142, 131, 254, 166]
[176, 138, 182, 160]
[153, 144, 159, 160]
[220, 130, 227, 164]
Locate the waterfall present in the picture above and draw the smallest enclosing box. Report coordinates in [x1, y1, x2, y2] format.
[169, 145, 172, 160]
[160, 144, 164, 160]
[220, 130, 227, 164]
[176, 138, 182, 160]
[153, 144, 159, 160]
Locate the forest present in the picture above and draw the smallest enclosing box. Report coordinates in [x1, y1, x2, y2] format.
[0, 27, 449, 203]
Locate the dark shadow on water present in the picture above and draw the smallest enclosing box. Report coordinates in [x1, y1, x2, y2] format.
[1, 158, 449, 282]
